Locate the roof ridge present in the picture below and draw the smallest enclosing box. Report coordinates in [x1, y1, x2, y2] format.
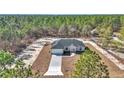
[52, 39, 84, 49]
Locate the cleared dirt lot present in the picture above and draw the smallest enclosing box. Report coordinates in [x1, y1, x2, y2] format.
[102, 59, 124, 77]
[62, 54, 80, 78]
[32, 39, 124, 78]
[31, 42, 51, 76]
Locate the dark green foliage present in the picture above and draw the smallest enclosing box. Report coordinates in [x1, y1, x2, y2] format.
[0, 50, 40, 78]
[0, 60, 40, 78]
[111, 16, 121, 32]
[0, 50, 15, 69]
[0, 15, 123, 41]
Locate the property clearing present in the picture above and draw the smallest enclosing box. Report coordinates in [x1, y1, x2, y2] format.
[62, 54, 80, 78]
[28, 38, 124, 78]
[32, 42, 51, 76]
[84, 41, 124, 77]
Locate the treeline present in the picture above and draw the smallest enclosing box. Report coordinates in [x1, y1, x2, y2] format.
[0, 15, 124, 54]
[0, 15, 123, 38]
[0, 15, 124, 77]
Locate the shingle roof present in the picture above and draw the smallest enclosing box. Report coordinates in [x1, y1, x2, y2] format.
[52, 39, 85, 49]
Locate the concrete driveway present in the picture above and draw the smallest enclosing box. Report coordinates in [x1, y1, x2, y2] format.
[44, 55, 63, 76]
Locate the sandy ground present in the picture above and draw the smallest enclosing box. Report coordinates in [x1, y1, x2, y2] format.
[108, 50, 124, 64]
[85, 43, 124, 78]
[62, 52, 124, 78]
[61, 39, 124, 78]
[102, 59, 124, 78]
[31, 42, 51, 76]
[31, 38, 124, 78]
[62, 54, 80, 78]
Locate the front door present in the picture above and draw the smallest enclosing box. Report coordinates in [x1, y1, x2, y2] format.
[69, 44, 76, 53]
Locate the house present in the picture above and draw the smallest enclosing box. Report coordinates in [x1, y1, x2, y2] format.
[51, 39, 85, 55]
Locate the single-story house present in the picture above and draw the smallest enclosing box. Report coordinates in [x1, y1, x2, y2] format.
[51, 39, 85, 55]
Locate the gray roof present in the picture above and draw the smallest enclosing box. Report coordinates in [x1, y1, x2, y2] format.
[52, 39, 85, 49]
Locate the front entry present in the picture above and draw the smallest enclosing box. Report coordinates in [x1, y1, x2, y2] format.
[69, 44, 76, 53]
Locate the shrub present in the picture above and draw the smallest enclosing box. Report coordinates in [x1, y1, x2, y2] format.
[0, 51, 41, 78]
[0, 50, 15, 69]
[0, 60, 41, 78]
[73, 48, 109, 78]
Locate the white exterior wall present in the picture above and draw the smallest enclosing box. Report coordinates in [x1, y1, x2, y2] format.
[76, 46, 85, 51]
[64, 45, 85, 52]
[51, 49, 64, 55]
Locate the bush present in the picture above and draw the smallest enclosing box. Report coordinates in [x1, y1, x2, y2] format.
[73, 48, 109, 78]
[0, 50, 15, 69]
[0, 51, 41, 78]
[0, 60, 41, 78]
[110, 40, 123, 49]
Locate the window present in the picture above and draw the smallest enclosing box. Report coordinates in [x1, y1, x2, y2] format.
[80, 47, 82, 51]
[66, 47, 68, 50]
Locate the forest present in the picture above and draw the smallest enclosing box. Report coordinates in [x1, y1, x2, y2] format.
[0, 15, 124, 55]
[0, 15, 124, 77]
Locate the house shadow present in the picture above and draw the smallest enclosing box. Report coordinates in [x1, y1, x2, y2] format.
[62, 51, 84, 56]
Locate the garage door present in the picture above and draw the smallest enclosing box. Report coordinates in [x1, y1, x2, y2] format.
[51, 49, 64, 55]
